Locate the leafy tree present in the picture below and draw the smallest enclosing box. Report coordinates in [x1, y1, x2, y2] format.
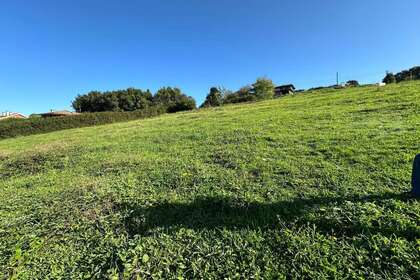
[118, 88, 153, 111]
[346, 80, 359, 87]
[410, 66, 420, 80]
[153, 87, 180, 105]
[223, 86, 255, 104]
[252, 77, 275, 100]
[72, 91, 103, 112]
[72, 88, 155, 113]
[384, 66, 420, 83]
[219, 87, 234, 101]
[99, 93, 120, 112]
[154, 87, 196, 113]
[382, 72, 396, 84]
[167, 96, 196, 113]
[201, 87, 223, 108]
[237, 86, 256, 102]
[395, 70, 411, 82]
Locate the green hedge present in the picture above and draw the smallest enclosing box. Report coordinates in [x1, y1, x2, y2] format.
[0, 106, 166, 140]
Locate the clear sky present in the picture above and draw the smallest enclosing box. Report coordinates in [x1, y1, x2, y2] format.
[1, 0, 419, 115]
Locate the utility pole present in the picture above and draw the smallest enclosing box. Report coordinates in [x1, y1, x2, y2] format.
[336, 72, 339, 86]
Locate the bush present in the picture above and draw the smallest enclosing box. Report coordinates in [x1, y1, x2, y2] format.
[0, 106, 166, 140]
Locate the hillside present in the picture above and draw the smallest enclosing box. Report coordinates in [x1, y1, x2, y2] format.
[0, 82, 419, 279]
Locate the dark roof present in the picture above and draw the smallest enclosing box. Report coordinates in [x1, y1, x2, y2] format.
[275, 84, 295, 90]
[40, 110, 80, 117]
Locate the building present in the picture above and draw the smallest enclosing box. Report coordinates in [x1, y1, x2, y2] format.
[40, 110, 80, 118]
[274, 84, 295, 97]
[0, 112, 27, 121]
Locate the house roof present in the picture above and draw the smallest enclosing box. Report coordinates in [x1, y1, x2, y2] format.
[0, 112, 27, 120]
[275, 84, 296, 90]
[40, 110, 80, 116]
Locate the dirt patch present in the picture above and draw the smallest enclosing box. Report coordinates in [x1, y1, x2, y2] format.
[0, 148, 80, 179]
[34, 140, 75, 153]
[88, 160, 144, 177]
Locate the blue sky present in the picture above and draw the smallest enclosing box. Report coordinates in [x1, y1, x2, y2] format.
[1, 0, 419, 115]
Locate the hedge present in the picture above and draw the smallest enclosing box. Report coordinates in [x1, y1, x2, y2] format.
[0, 106, 166, 140]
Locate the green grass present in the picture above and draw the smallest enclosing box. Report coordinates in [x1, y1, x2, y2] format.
[0, 82, 419, 279]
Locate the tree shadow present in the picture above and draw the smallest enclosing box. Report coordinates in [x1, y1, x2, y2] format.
[119, 192, 418, 240]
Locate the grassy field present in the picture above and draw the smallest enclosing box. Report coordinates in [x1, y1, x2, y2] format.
[0, 82, 419, 279]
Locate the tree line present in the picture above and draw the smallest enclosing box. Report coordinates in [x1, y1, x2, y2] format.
[72, 65, 420, 114]
[72, 87, 196, 113]
[383, 66, 420, 84]
[201, 78, 278, 108]
[72, 77, 280, 113]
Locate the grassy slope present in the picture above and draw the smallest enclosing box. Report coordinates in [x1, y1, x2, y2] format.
[0, 82, 419, 279]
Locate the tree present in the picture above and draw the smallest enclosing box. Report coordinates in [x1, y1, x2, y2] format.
[72, 91, 103, 112]
[223, 86, 255, 104]
[167, 96, 196, 113]
[118, 88, 153, 111]
[72, 88, 154, 113]
[201, 87, 223, 108]
[410, 66, 420, 80]
[382, 72, 396, 84]
[346, 80, 359, 87]
[252, 77, 275, 100]
[395, 70, 412, 82]
[72, 87, 196, 113]
[154, 87, 196, 113]
[384, 66, 420, 83]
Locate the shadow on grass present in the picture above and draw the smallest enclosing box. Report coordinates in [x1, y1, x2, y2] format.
[120, 192, 418, 240]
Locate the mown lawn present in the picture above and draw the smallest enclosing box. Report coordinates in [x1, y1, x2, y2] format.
[0, 82, 419, 279]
